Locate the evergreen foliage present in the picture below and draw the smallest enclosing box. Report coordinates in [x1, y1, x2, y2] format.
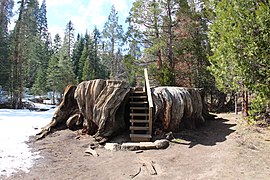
[72, 34, 84, 79]
[208, 0, 270, 119]
[0, 0, 14, 90]
[2, 0, 268, 121]
[102, 5, 124, 79]
[128, 0, 212, 87]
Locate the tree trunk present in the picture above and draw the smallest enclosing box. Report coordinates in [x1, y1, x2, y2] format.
[153, 0, 162, 70]
[37, 80, 130, 142]
[12, 0, 24, 109]
[152, 87, 212, 131]
[242, 89, 248, 117]
[235, 93, 238, 115]
[75, 80, 130, 140]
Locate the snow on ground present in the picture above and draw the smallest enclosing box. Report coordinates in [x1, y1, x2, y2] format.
[0, 106, 55, 177]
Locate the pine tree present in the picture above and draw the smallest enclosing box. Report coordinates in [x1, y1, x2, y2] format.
[52, 33, 62, 54]
[37, 0, 48, 42]
[92, 27, 101, 78]
[77, 44, 89, 82]
[64, 20, 75, 57]
[22, 0, 49, 91]
[208, 0, 270, 117]
[37, 0, 50, 70]
[129, 0, 163, 71]
[0, 0, 14, 91]
[57, 21, 76, 91]
[102, 5, 124, 79]
[46, 54, 61, 104]
[11, 0, 25, 108]
[72, 34, 84, 79]
[129, 0, 205, 86]
[82, 56, 94, 81]
[32, 67, 45, 96]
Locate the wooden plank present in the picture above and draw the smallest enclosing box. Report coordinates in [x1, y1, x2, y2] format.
[130, 119, 149, 123]
[131, 137, 151, 142]
[130, 107, 149, 110]
[130, 101, 148, 104]
[149, 107, 153, 135]
[130, 126, 149, 131]
[130, 134, 152, 138]
[130, 90, 145, 94]
[122, 142, 156, 149]
[130, 113, 149, 116]
[144, 69, 153, 108]
[129, 95, 147, 98]
[144, 68, 153, 136]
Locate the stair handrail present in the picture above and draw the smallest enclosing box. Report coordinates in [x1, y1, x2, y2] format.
[144, 68, 153, 135]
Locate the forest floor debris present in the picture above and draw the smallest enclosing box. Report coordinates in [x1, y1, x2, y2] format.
[2, 113, 270, 180]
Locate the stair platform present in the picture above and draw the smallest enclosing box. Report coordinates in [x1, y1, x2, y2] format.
[129, 86, 152, 142]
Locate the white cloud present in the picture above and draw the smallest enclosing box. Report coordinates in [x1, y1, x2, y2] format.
[70, 15, 88, 34]
[71, 0, 109, 33]
[75, 0, 131, 32]
[111, 0, 129, 16]
[49, 25, 65, 39]
[41, 0, 133, 39]
[40, 0, 75, 7]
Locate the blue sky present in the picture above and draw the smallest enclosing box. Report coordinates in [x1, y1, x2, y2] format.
[12, 0, 134, 39]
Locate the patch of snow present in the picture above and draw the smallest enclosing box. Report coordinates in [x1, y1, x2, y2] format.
[33, 102, 56, 110]
[0, 107, 54, 177]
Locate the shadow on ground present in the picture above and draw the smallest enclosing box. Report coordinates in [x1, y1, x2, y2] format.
[172, 117, 236, 148]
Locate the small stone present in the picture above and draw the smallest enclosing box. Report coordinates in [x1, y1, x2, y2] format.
[154, 139, 169, 149]
[104, 143, 120, 151]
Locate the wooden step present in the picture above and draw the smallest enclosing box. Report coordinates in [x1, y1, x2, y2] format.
[130, 134, 152, 139]
[130, 107, 149, 110]
[129, 95, 147, 98]
[130, 113, 149, 116]
[130, 134, 152, 142]
[131, 90, 145, 93]
[134, 86, 143, 90]
[130, 101, 148, 104]
[130, 126, 149, 131]
[130, 119, 149, 123]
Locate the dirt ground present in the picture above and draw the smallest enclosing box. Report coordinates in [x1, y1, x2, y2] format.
[3, 113, 270, 180]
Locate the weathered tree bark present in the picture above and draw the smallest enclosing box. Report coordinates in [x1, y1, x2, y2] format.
[12, 0, 24, 109]
[37, 80, 130, 142]
[37, 80, 212, 142]
[74, 79, 130, 142]
[152, 87, 211, 132]
[36, 84, 81, 139]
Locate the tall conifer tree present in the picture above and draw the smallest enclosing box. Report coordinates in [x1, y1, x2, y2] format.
[102, 5, 124, 78]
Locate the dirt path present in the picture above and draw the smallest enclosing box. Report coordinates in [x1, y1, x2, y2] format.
[3, 113, 270, 180]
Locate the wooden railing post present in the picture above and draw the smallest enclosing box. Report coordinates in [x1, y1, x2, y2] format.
[144, 68, 153, 135]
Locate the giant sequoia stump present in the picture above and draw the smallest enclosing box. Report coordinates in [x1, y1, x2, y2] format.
[37, 79, 130, 142]
[152, 87, 211, 132]
[37, 79, 213, 142]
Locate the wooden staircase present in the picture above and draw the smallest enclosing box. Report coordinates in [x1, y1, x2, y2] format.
[129, 69, 153, 142]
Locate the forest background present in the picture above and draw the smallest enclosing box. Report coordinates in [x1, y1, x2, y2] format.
[0, 0, 269, 123]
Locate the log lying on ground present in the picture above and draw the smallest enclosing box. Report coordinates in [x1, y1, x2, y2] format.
[152, 87, 211, 132]
[37, 80, 130, 142]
